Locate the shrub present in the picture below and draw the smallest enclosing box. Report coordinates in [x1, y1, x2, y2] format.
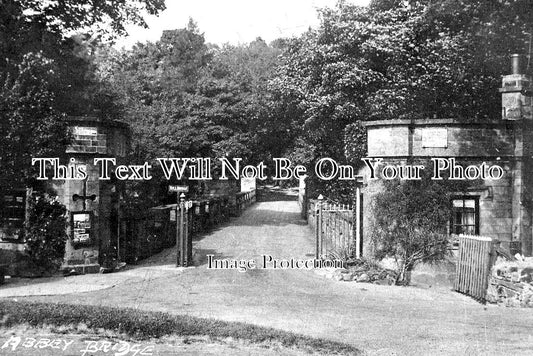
[25, 193, 68, 273]
[369, 168, 472, 284]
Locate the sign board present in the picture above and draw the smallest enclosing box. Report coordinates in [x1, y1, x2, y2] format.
[168, 185, 189, 193]
[421, 128, 448, 148]
[73, 126, 98, 136]
[241, 178, 256, 192]
[72, 212, 92, 245]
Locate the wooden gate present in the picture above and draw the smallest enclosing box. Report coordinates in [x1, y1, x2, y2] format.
[454, 235, 498, 301]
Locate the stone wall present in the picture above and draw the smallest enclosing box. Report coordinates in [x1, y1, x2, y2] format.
[366, 119, 514, 158]
[66, 119, 129, 156]
[486, 258, 533, 307]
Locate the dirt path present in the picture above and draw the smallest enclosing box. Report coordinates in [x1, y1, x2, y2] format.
[4, 195, 533, 355]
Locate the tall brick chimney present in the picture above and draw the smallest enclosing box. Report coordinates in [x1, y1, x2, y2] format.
[500, 54, 532, 120]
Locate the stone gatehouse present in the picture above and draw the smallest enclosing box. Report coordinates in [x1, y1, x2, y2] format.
[361, 56, 533, 257]
[0, 116, 130, 275]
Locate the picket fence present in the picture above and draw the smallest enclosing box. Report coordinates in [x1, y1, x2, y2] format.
[454, 234, 499, 302]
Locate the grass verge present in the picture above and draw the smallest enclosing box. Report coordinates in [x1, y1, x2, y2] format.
[0, 300, 361, 355]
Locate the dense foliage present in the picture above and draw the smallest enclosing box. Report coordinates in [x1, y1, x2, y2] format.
[369, 166, 474, 283]
[25, 194, 68, 272]
[3, 0, 529, 191]
[2, 0, 532, 273]
[271, 0, 532, 200]
[100, 23, 281, 164]
[0, 53, 70, 190]
[0, 0, 165, 187]
[90, 1, 532, 200]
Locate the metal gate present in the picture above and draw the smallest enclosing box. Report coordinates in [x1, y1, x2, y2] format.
[311, 191, 362, 260]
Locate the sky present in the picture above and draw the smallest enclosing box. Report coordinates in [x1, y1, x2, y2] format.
[116, 0, 370, 48]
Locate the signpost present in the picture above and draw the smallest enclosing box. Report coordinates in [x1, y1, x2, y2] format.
[169, 185, 191, 267]
[178, 193, 184, 267]
[168, 185, 189, 194]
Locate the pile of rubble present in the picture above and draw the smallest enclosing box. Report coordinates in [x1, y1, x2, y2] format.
[317, 258, 398, 285]
[486, 256, 533, 307]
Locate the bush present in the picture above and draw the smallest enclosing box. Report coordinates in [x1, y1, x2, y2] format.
[369, 169, 472, 284]
[25, 193, 68, 273]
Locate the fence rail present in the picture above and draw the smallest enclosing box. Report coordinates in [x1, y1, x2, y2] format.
[120, 190, 255, 264]
[454, 234, 498, 302]
[235, 190, 256, 214]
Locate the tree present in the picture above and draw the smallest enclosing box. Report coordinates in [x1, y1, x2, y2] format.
[191, 38, 282, 163]
[1, 0, 166, 40]
[0, 0, 166, 76]
[98, 27, 286, 200]
[0, 52, 70, 190]
[272, 0, 533, 201]
[0, 0, 164, 187]
[99, 21, 213, 159]
[271, 5, 383, 199]
[101, 26, 283, 164]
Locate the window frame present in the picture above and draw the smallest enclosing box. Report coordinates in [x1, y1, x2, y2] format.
[450, 195, 480, 236]
[0, 189, 27, 242]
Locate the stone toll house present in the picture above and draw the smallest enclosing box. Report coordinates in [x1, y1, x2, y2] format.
[361, 54, 533, 257]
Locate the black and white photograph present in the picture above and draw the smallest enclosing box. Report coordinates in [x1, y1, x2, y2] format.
[1, 0, 533, 355]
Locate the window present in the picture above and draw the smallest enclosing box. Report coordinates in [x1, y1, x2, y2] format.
[0, 190, 26, 242]
[451, 196, 479, 235]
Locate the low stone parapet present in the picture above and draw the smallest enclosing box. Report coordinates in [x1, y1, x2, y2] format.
[486, 258, 533, 307]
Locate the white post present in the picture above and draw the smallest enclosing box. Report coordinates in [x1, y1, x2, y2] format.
[316, 195, 324, 259]
[355, 186, 361, 258]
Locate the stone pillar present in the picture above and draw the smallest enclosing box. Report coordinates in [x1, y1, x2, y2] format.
[59, 117, 130, 273]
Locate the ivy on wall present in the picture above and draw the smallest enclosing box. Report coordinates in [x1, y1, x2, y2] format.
[25, 193, 68, 273]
